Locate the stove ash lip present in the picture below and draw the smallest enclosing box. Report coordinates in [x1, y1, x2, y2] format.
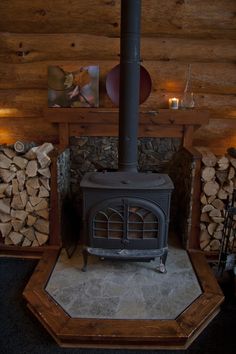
[80, 171, 174, 190]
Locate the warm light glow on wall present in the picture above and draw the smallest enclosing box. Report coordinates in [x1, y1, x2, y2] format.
[0, 108, 20, 117]
[165, 81, 180, 92]
[0, 128, 12, 143]
[228, 110, 236, 119]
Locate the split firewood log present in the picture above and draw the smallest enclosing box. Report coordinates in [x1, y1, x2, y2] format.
[217, 188, 228, 200]
[201, 204, 214, 213]
[200, 212, 211, 223]
[26, 185, 38, 197]
[0, 183, 8, 195]
[207, 222, 217, 236]
[0, 169, 15, 183]
[11, 209, 28, 222]
[211, 198, 225, 210]
[35, 231, 49, 245]
[20, 227, 35, 242]
[0, 222, 12, 238]
[9, 231, 24, 245]
[35, 209, 49, 220]
[201, 167, 215, 182]
[228, 166, 235, 180]
[29, 196, 43, 207]
[5, 185, 12, 197]
[22, 238, 32, 247]
[4, 237, 13, 245]
[26, 177, 40, 190]
[0, 199, 10, 214]
[209, 208, 222, 218]
[34, 199, 48, 211]
[216, 170, 228, 185]
[3, 147, 16, 159]
[208, 195, 216, 204]
[11, 195, 25, 210]
[217, 156, 229, 171]
[26, 215, 37, 226]
[26, 160, 38, 177]
[31, 239, 39, 247]
[200, 193, 207, 205]
[38, 167, 51, 178]
[200, 230, 211, 250]
[0, 153, 12, 169]
[38, 186, 49, 198]
[13, 156, 28, 169]
[12, 178, 19, 195]
[209, 239, 221, 251]
[213, 230, 223, 240]
[203, 181, 220, 196]
[197, 147, 217, 167]
[11, 219, 24, 232]
[223, 180, 234, 194]
[34, 218, 49, 234]
[216, 223, 224, 231]
[230, 157, 236, 169]
[211, 216, 225, 223]
[39, 178, 50, 191]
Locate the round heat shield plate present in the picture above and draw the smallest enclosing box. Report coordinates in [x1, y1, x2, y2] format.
[105, 64, 152, 106]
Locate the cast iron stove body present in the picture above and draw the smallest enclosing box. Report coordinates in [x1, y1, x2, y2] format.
[80, 0, 174, 272]
[81, 171, 173, 272]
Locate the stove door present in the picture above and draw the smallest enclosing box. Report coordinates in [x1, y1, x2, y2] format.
[87, 197, 166, 250]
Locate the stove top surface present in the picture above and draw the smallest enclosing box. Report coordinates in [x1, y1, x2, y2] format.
[80, 171, 174, 190]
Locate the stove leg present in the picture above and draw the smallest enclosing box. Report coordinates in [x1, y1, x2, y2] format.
[81, 248, 88, 272]
[158, 250, 168, 274]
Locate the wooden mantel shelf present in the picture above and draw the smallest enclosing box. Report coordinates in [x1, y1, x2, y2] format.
[45, 108, 209, 126]
[44, 108, 210, 149]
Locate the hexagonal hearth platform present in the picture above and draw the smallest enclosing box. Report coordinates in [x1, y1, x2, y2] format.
[23, 237, 224, 349]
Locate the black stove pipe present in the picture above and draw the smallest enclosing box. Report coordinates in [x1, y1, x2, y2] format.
[118, 0, 141, 172]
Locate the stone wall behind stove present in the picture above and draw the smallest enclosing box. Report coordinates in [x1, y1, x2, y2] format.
[69, 136, 181, 200]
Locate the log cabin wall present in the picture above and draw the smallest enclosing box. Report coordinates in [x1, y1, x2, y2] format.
[0, 0, 236, 152]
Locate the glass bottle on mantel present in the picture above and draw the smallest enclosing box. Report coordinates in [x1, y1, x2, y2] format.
[180, 64, 195, 109]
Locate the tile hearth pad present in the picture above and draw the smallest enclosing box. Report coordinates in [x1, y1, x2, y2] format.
[46, 240, 202, 320]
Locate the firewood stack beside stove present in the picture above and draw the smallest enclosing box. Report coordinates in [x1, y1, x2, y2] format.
[0, 142, 53, 247]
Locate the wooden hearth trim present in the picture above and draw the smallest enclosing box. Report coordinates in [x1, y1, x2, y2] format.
[23, 248, 224, 349]
[0, 244, 59, 259]
[185, 147, 203, 250]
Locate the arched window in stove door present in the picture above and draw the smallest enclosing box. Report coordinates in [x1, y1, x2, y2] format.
[128, 207, 159, 240]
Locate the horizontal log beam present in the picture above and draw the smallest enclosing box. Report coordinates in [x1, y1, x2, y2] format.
[194, 119, 236, 150]
[0, 61, 235, 96]
[0, 88, 235, 120]
[1, 33, 236, 63]
[0, 118, 58, 144]
[0, 0, 235, 38]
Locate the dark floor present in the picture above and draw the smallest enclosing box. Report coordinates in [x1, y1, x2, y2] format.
[0, 257, 236, 354]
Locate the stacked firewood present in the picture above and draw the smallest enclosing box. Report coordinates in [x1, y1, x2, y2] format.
[199, 148, 236, 252]
[0, 143, 53, 247]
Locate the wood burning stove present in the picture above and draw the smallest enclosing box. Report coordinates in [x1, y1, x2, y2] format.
[80, 0, 174, 272]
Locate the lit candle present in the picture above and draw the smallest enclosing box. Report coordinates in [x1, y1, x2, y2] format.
[169, 97, 179, 110]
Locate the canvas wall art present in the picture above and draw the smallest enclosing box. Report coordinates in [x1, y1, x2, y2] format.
[48, 65, 99, 108]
